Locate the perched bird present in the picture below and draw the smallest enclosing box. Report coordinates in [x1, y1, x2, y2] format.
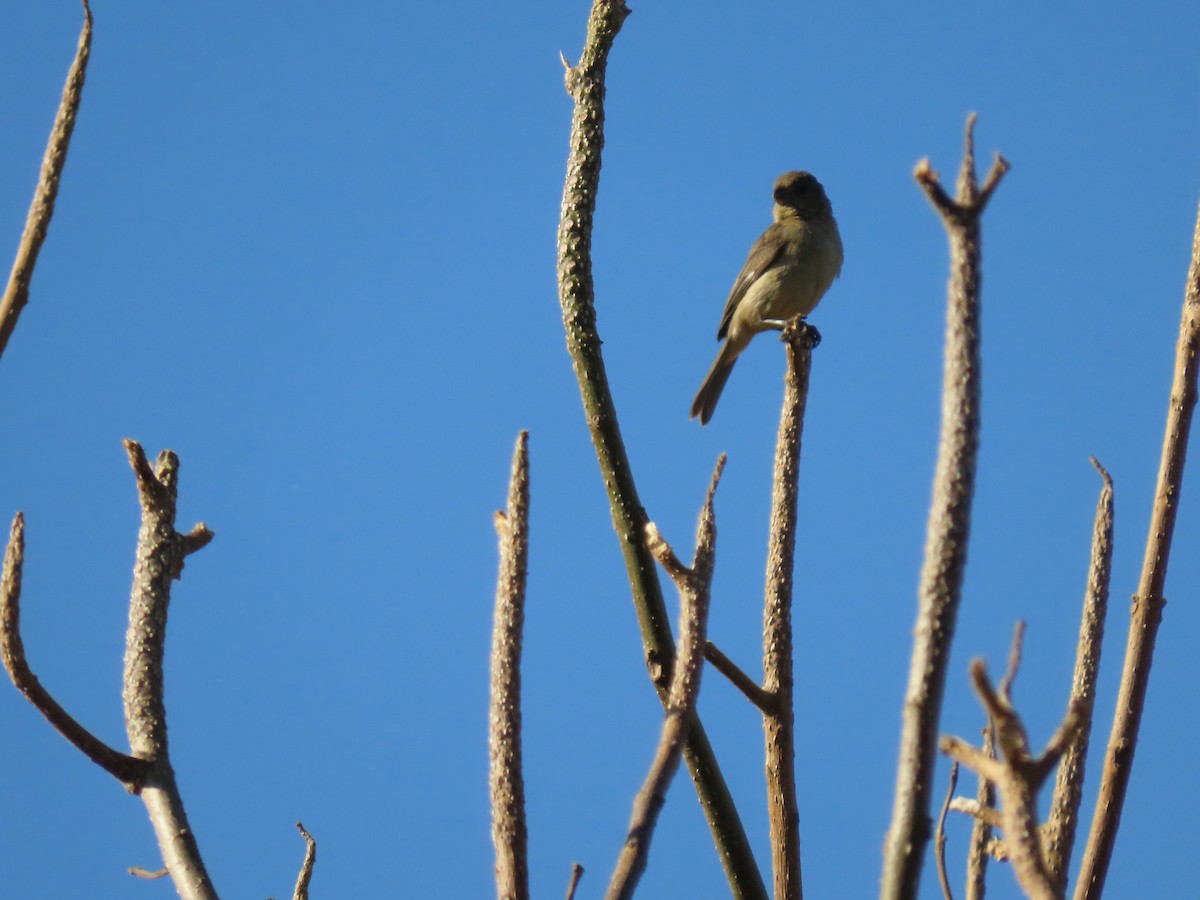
[690, 171, 843, 424]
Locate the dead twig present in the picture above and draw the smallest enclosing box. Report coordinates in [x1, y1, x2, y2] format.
[292, 822, 317, 900]
[490, 433, 531, 900]
[1074, 196, 1200, 900]
[882, 113, 1009, 900]
[605, 457, 724, 900]
[1, 0, 93, 361]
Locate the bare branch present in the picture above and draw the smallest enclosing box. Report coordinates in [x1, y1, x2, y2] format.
[761, 317, 819, 900]
[565, 863, 585, 900]
[944, 654, 1084, 900]
[1, 512, 148, 787]
[605, 458, 723, 900]
[556, 3, 764, 895]
[292, 822, 317, 900]
[1043, 461, 1113, 892]
[490, 432, 530, 900]
[128, 867, 168, 880]
[950, 796, 1003, 831]
[704, 642, 774, 714]
[1074, 197, 1200, 900]
[965, 725, 996, 900]
[999, 620, 1025, 702]
[883, 114, 1007, 900]
[0, 1, 93, 362]
[935, 763, 958, 900]
[121, 440, 217, 900]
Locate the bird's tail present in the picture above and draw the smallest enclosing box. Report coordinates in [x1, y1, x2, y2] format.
[690, 341, 740, 425]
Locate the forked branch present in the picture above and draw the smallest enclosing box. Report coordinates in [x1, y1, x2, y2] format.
[605, 457, 724, 900]
[882, 114, 1009, 900]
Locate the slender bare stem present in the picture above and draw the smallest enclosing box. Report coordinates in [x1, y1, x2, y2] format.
[490, 433, 531, 900]
[565, 863, 585, 900]
[761, 318, 817, 900]
[943, 655, 1082, 900]
[1, 1, 92, 362]
[292, 822, 317, 900]
[1042, 460, 1113, 892]
[882, 114, 1009, 900]
[556, 4, 764, 896]
[704, 642, 774, 713]
[1, 513, 148, 786]
[605, 458, 724, 900]
[122, 439, 216, 900]
[1074, 197, 1200, 900]
[935, 763, 958, 900]
[964, 725, 995, 900]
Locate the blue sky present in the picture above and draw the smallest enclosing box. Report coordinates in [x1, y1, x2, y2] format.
[1, 2, 1197, 898]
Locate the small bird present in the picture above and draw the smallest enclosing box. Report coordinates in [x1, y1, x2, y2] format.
[690, 171, 843, 424]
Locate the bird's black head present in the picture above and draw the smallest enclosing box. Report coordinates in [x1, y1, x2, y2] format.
[772, 171, 832, 219]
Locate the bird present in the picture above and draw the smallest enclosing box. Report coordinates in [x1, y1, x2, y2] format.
[690, 171, 843, 425]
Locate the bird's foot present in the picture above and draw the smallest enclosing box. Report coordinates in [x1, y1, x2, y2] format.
[774, 316, 821, 348]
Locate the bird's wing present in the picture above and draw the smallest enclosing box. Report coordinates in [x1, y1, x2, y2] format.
[717, 222, 789, 340]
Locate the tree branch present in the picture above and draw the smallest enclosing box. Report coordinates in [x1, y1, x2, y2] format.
[964, 725, 996, 900]
[1074, 195, 1200, 900]
[490, 432, 531, 900]
[0, 0, 92, 362]
[292, 821, 317, 900]
[704, 641, 774, 714]
[761, 317, 818, 900]
[121, 439, 217, 900]
[555, 3, 764, 895]
[935, 762, 958, 900]
[0, 513, 147, 786]
[1042, 459, 1113, 892]
[605, 457, 724, 900]
[882, 114, 1008, 900]
[942, 647, 1083, 900]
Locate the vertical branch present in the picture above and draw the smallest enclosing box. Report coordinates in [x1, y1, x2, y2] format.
[122, 440, 216, 900]
[1074, 196, 1200, 900]
[556, 4, 765, 896]
[964, 725, 995, 900]
[292, 822, 317, 900]
[762, 319, 817, 900]
[1, 1, 93, 362]
[882, 115, 1008, 900]
[490, 432, 531, 900]
[934, 763, 958, 900]
[1042, 460, 1113, 891]
[605, 457, 724, 900]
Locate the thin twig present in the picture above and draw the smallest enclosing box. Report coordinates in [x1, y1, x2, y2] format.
[942, 654, 1083, 900]
[128, 867, 168, 880]
[882, 114, 1009, 900]
[0, 1, 93, 362]
[1074, 197, 1200, 900]
[121, 440, 217, 900]
[292, 822, 317, 900]
[556, 3, 764, 896]
[0, 513, 148, 786]
[565, 863, 585, 900]
[761, 317, 818, 900]
[1042, 460, 1113, 893]
[605, 457, 724, 900]
[964, 725, 995, 900]
[490, 433, 531, 900]
[935, 762, 958, 900]
[704, 642, 774, 713]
